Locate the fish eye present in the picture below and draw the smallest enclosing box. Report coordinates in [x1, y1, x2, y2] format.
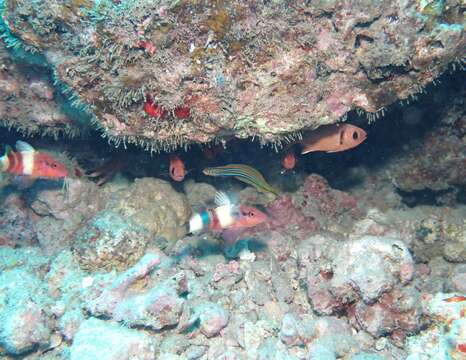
[353, 131, 359, 140]
[52, 163, 57, 168]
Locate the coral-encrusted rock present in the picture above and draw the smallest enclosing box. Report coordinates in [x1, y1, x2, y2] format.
[187, 302, 230, 338]
[0, 194, 37, 247]
[387, 81, 466, 195]
[450, 265, 466, 292]
[184, 180, 217, 208]
[0, 248, 52, 355]
[349, 286, 424, 340]
[297, 174, 363, 228]
[0, 300, 51, 355]
[30, 178, 104, 254]
[301, 235, 414, 316]
[69, 318, 156, 360]
[410, 209, 466, 263]
[107, 178, 190, 241]
[405, 292, 466, 360]
[72, 210, 151, 271]
[330, 236, 414, 303]
[2, 0, 464, 147]
[0, 44, 81, 137]
[86, 253, 187, 330]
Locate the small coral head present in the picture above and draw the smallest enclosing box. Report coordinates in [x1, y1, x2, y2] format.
[34, 153, 68, 178]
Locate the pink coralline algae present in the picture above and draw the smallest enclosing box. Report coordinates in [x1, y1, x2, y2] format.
[300, 174, 362, 220]
[299, 234, 419, 342]
[212, 260, 242, 283]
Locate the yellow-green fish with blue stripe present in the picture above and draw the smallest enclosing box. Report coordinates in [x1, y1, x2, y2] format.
[203, 164, 279, 196]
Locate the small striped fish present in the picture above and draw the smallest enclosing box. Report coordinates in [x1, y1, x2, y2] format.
[203, 164, 279, 196]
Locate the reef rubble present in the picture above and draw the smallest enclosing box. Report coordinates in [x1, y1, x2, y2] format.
[0, 165, 465, 359]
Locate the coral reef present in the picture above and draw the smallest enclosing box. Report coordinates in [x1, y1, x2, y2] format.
[72, 210, 151, 271]
[69, 318, 156, 360]
[0, 193, 37, 247]
[0, 40, 465, 360]
[85, 252, 187, 330]
[386, 79, 466, 199]
[406, 293, 466, 359]
[0, 0, 464, 148]
[0, 42, 82, 138]
[30, 177, 104, 255]
[0, 247, 51, 355]
[106, 177, 191, 241]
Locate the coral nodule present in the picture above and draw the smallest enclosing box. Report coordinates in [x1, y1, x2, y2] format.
[1, 0, 464, 149]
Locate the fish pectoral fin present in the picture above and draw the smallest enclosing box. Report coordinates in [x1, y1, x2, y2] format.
[15, 140, 35, 153]
[214, 191, 231, 207]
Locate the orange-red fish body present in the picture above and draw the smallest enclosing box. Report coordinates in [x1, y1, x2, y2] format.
[169, 154, 185, 182]
[191, 204, 267, 233]
[229, 205, 269, 229]
[281, 151, 297, 172]
[1, 141, 68, 179]
[188, 192, 268, 233]
[301, 124, 367, 154]
[443, 295, 466, 303]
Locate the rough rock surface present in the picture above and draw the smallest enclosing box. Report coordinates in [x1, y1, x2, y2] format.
[1, 0, 464, 148]
[107, 177, 190, 241]
[0, 248, 51, 356]
[386, 79, 466, 195]
[405, 292, 466, 360]
[299, 234, 422, 343]
[72, 210, 151, 271]
[0, 43, 81, 137]
[0, 194, 37, 247]
[69, 318, 156, 360]
[29, 177, 104, 255]
[85, 252, 187, 330]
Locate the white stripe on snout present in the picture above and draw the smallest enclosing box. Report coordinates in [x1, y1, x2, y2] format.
[189, 214, 204, 233]
[21, 151, 34, 175]
[216, 205, 235, 228]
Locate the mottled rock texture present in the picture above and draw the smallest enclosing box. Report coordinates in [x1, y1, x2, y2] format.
[1, 0, 464, 149]
[69, 318, 156, 360]
[72, 210, 151, 271]
[0, 43, 81, 137]
[106, 177, 191, 241]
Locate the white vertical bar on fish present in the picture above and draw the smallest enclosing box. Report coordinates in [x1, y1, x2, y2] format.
[21, 151, 34, 175]
[189, 214, 204, 233]
[215, 204, 235, 228]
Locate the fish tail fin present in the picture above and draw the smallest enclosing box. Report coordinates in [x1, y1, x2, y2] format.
[0, 145, 12, 171]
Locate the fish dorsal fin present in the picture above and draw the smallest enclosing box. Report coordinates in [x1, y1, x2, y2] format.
[15, 140, 35, 153]
[214, 191, 231, 207]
